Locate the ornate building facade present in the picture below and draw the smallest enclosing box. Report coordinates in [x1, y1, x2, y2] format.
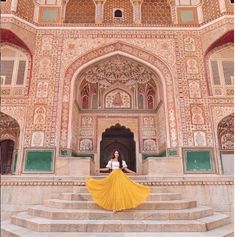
[1, 0, 234, 176]
[1, 0, 234, 177]
[1, 0, 234, 235]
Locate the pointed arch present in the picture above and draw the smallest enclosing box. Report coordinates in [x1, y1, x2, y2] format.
[60, 41, 178, 149]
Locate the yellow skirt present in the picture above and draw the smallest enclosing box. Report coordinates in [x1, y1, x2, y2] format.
[86, 169, 150, 211]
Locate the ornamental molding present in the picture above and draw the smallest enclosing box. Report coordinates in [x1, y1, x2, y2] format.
[1, 180, 233, 186]
[80, 55, 159, 89]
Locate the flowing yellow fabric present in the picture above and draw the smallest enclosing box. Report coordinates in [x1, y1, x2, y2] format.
[86, 169, 150, 211]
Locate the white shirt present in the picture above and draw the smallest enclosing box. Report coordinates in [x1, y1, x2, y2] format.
[106, 160, 128, 170]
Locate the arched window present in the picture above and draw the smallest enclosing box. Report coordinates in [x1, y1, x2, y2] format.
[146, 86, 155, 109]
[218, 114, 234, 151]
[147, 95, 154, 109]
[138, 94, 144, 109]
[0, 45, 28, 86]
[82, 95, 89, 109]
[81, 84, 90, 109]
[114, 9, 123, 18]
[92, 94, 98, 109]
[218, 113, 234, 175]
[208, 45, 234, 96]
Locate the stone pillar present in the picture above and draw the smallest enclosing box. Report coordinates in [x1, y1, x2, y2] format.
[131, 0, 143, 24]
[61, 0, 70, 22]
[94, 0, 105, 24]
[10, 0, 18, 12]
[197, 5, 204, 24]
[218, 0, 227, 13]
[33, 4, 40, 23]
[167, 0, 177, 24]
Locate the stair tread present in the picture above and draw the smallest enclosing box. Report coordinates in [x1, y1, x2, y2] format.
[12, 212, 228, 225]
[46, 199, 195, 204]
[62, 192, 181, 195]
[197, 212, 230, 223]
[2, 221, 233, 237]
[29, 205, 212, 214]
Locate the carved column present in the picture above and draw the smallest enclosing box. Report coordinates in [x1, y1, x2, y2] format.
[131, 0, 143, 24]
[218, 0, 227, 13]
[94, 0, 106, 24]
[61, 0, 70, 22]
[197, 4, 204, 24]
[11, 0, 18, 12]
[167, 0, 177, 24]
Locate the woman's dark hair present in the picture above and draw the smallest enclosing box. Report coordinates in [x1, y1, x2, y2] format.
[112, 151, 123, 169]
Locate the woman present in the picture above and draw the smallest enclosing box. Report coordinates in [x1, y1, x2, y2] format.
[86, 150, 150, 212]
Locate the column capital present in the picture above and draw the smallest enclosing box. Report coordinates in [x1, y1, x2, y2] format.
[93, 0, 106, 3]
[131, 0, 143, 3]
[167, 0, 176, 6]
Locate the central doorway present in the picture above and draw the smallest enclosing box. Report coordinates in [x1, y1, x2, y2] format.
[100, 123, 136, 172]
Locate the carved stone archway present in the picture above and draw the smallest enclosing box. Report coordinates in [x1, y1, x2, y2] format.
[0, 112, 20, 174]
[217, 113, 234, 175]
[61, 41, 178, 151]
[218, 113, 234, 151]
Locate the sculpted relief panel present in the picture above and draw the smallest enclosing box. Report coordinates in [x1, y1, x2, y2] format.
[184, 37, 196, 52]
[186, 58, 199, 74]
[61, 38, 176, 74]
[79, 55, 158, 110]
[36, 81, 49, 98]
[105, 90, 131, 108]
[191, 104, 205, 125]
[80, 55, 157, 89]
[80, 138, 93, 152]
[188, 80, 201, 98]
[31, 131, 44, 147]
[39, 57, 52, 76]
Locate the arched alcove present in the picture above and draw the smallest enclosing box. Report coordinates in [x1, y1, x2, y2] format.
[217, 113, 234, 175]
[204, 31, 234, 96]
[100, 123, 136, 172]
[0, 112, 20, 175]
[62, 42, 178, 166]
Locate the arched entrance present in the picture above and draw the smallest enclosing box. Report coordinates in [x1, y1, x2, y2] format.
[0, 140, 15, 174]
[100, 124, 136, 172]
[62, 42, 178, 153]
[218, 113, 234, 175]
[0, 112, 20, 175]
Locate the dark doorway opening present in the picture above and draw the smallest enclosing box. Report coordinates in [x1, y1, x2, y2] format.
[0, 139, 14, 174]
[100, 123, 136, 172]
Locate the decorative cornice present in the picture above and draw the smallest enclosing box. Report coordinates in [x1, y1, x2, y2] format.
[1, 178, 233, 186]
[1, 13, 233, 31]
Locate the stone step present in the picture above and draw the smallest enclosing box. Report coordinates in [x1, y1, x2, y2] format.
[28, 205, 214, 220]
[73, 186, 171, 193]
[55, 192, 181, 201]
[43, 199, 197, 210]
[10, 212, 230, 232]
[2, 221, 234, 237]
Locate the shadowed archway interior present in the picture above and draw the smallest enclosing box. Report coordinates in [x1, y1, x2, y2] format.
[100, 123, 136, 172]
[0, 112, 20, 175]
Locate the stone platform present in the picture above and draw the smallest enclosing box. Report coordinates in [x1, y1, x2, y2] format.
[1, 176, 234, 236]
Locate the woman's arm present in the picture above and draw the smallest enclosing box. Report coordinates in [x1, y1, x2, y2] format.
[122, 167, 136, 174]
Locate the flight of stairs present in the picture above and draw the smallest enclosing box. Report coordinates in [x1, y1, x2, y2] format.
[1, 186, 233, 237]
